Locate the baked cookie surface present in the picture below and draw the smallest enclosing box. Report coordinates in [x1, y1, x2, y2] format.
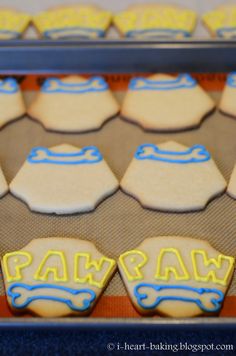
[1, 237, 116, 317]
[28, 76, 120, 133]
[121, 141, 226, 212]
[121, 74, 215, 131]
[10, 144, 119, 214]
[114, 3, 197, 39]
[118, 236, 235, 317]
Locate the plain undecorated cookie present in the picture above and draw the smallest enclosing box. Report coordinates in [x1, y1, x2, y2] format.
[114, 4, 197, 39]
[28, 76, 120, 133]
[10, 144, 119, 214]
[0, 78, 26, 129]
[1, 237, 116, 317]
[121, 74, 215, 131]
[227, 164, 236, 199]
[118, 236, 235, 317]
[121, 141, 226, 212]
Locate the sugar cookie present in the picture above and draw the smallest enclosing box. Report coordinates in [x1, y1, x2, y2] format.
[121, 74, 215, 132]
[219, 73, 236, 118]
[118, 236, 235, 317]
[28, 76, 120, 133]
[0, 165, 8, 197]
[1, 237, 116, 317]
[10, 144, 119, 214]
[121, 141, 226, 212]
[227, 164, 236, 199]
[114, 4, 197, 39]
[33, 5, 112, 39]
[0, 78, 26, 129]
[0, 8, 30, 39]
[203, 4, 236, 38]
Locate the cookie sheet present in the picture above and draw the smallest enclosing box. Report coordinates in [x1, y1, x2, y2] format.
[0, 73, 235, 318]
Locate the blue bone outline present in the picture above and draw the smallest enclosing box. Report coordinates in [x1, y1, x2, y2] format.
[44, 26, 105, 39]
[134, 143, 210, 164]
[134, 283, 224, 313]
[126, 28, 190, 38]
[8, 283, 96, 312]
[129, 74, 196, 91]
[41, 76, 108, 94]
[27, 146, 103, 165]
[0, 78, 19, 94]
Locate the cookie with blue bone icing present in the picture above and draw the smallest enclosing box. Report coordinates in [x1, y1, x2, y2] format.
[203, 4, 236, 39]
[0, 8, 30, 39]
[0, 78, 26, 129]
[121, 74, 215, 131]
[9, 144, 119, 214]
[113, 3, 197, 39]
[121, 141, 226, 212]
[0, 164, 8, 198]
[118, 236, 235, 317]
[219, 73, 236, 118]
[33, 4, 112, 39]
[28, 75, 120, 133]
[1, 237, 116, 317]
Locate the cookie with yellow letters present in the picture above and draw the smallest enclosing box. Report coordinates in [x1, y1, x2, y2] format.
[1, 237, 116, 317]
[0, 8, 30, 39]
[113, 4, 197, 39]
[33, 4, 112, 39]
[203, 4, 236, 38]
[118, 236, 235, 317]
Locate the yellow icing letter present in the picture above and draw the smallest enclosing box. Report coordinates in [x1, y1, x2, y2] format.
[155, 248, 190, 281]
[74, 253, 116, 288]
[119, 250, 147, 281]
[2, 251, 32, 282]
[191, 250, 235, 286]
[34, 250, 68, 282]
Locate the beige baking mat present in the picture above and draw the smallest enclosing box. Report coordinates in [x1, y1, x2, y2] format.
[0, 88, 235, 305]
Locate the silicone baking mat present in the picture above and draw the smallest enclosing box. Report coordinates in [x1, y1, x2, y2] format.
[0, 73, 235, 318]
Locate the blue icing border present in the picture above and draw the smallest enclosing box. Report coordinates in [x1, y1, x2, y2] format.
[0, 78, 19, 94]
[134, 283, 224, 313]
[44, 27, 105, 39]
[27, 146, 103, 165]
[8, 282, 96, 312]
[129, 74, 196, 91]
[41, 77, 109, 94]
[0, 29, 20, 39]
[126, 28, 190, 38]
[226, 72, 236, 88]
[134, 143, 210, 164]
[216, 28, 236, 38]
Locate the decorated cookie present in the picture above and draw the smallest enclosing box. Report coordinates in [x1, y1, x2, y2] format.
[113, 4, 197, 39]
[0, 78, 26, 129]
[10, 144, 119, 214]
[1, 237, 116, 317]
[121, 141, 226, 212]
[33, 5, 112, 39]
[219, 73, 236, 118]
[118, 236, 235, 317]
[121, 74, 215, 131]
[227, 164, 236, 199]
[0, 8, 30, 39]
[28, 76, 120, 133]
[203, 4, 236, 38]
[0, 165, 8, 197]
